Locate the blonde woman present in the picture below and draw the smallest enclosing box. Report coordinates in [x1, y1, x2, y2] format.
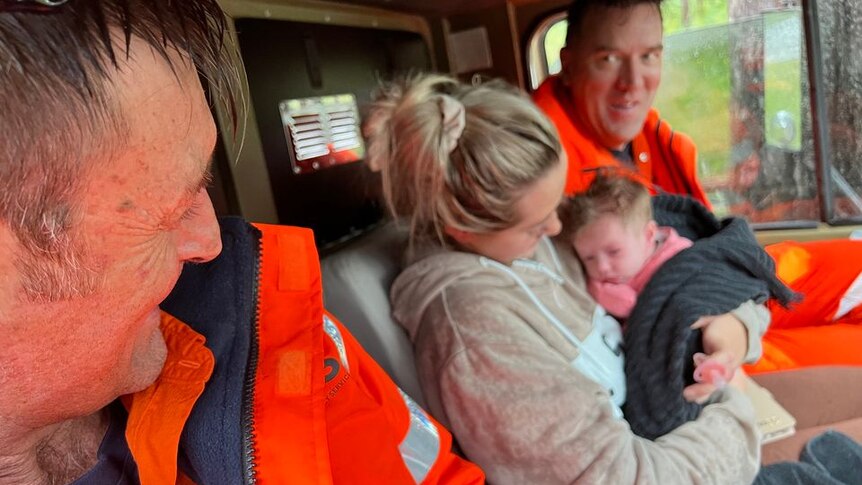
[363, 74, 771, 484]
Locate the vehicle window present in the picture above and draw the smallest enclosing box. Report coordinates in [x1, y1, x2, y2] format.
[819, 0, 862, 222]
[528, 11, 567, 90]
[527, 0, 862, 227]
[657, 2, 816, 224]
[543, 18, 567, 79]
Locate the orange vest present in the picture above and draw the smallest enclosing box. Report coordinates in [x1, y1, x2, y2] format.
[123, 223, 484, 484]
[765, 239, 862, 328]
[533, 76, 711, 209]
[743, 239, 862, 374]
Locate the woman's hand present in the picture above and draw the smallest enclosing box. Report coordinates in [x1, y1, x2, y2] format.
[695, 312, 749, 366]
[683, 313, 749, 402]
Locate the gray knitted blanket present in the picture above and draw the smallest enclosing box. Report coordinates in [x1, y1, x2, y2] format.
[623, 195, 797, 440]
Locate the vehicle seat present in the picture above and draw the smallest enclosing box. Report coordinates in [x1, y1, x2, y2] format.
[320, 222, 427, 407]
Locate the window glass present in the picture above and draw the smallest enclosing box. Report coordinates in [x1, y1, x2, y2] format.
[543, 19, 567, 77]
[662, 0, 729, 31]
[819, 0, 862, 220]
[656, 0, 818, 224]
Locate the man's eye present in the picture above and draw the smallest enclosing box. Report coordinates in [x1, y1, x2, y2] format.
[594, 53, 619, 66]
[180, 199, 204, 221]
[643, 51, 661, 63]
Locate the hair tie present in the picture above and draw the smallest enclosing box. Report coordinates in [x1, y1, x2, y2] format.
[438, 95, 466, 154]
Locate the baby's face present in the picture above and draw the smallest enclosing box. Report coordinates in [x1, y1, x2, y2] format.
[572, 213, 656, 284]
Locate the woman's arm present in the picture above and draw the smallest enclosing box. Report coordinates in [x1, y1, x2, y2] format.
[695, 301, 769, 365]
[423, 291, 760, 485]
[731, 301, 770, 363]
[685, 301, 770, 400]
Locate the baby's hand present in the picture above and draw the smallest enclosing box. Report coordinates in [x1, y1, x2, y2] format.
[692, 352, 734, 388]
[683, 351, 737, 403]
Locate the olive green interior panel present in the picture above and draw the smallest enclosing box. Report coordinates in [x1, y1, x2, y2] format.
[235, 17, 431, 247]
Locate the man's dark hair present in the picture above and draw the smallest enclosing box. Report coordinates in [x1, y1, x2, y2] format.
[0, 0, 241, 299]
[565, 0, 663, 45]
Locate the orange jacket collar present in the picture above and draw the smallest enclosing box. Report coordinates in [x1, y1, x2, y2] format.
[123, 312, 215, 485]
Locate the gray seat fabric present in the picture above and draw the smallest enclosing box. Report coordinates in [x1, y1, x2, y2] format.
[320, 223, 427, 407]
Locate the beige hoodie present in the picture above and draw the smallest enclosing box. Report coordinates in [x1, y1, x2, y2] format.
[391, 237, 761, 485]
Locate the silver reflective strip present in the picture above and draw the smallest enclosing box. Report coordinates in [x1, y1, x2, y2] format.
[398, 389, 441, 484]
[322, 315, 349, 372]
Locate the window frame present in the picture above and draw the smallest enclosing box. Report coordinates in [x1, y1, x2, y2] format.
[526, 10, 567, 91]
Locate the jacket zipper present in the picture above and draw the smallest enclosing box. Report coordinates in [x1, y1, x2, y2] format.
[241, 233, 263, 484]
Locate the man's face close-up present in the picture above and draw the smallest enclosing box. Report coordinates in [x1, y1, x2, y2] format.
[0, 38, 223, 427]
[561, 3, 664, 150]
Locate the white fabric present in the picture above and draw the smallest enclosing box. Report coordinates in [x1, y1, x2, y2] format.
[835, 271, 862, 320]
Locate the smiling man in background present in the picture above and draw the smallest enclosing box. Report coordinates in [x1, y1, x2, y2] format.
[533, 0, 710, 206]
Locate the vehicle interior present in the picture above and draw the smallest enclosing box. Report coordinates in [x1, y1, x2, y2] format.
[206, 0, 862, 405]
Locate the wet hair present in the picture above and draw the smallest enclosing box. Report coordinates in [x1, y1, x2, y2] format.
[363, 74, 562, 250]
[559, 173, 652, 240]
[1, 0, 242, 300]
[565, 0, 663, 45]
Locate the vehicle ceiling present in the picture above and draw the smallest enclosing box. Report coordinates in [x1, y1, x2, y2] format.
[330, 0, 507, 15]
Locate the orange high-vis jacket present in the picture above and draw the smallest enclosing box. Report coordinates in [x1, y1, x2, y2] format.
[533, 76, 711, 209]
[743, 239, 862, 374]
[123, 222, 484, 485]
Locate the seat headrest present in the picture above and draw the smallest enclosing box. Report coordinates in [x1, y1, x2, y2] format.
[320, 223, 426, 407]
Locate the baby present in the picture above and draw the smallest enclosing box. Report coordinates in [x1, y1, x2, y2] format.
[559, 173, 692, 320]
[559, 174, 731, 387]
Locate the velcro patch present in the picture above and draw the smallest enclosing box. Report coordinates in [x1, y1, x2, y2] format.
[277, 233, 312, 292]
[276, 350, 311, 396]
